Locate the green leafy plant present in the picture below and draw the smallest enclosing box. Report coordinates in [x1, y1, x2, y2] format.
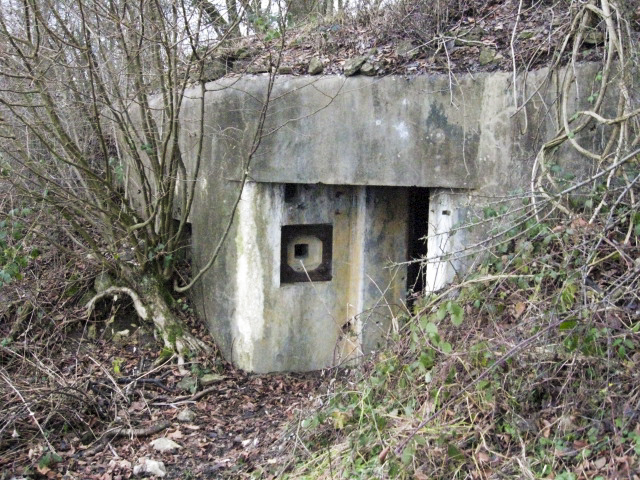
[37, 452, 63, 470]
[112, 358, 124, 375]
[0, 207, 39, 286]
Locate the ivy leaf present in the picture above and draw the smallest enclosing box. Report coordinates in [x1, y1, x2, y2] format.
[559, 319, 577, 330]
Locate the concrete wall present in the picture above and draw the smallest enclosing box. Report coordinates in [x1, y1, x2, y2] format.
[171, 63, 603, 372]
[191, 181, 409, 372]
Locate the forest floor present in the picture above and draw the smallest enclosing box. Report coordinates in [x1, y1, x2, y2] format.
[0, 216, 334, 479]
[1, 284, 330, 479]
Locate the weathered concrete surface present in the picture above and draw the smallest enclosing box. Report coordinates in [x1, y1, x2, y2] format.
[187, 75, 482, 189]
[191, 182, 409, 372]
[173, 63, 604, 372]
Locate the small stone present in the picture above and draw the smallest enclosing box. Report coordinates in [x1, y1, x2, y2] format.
[133, 458, 166, 477]
[177, 375, 197, 392]
[112, 329, 130, 344]
[277, 65, 293, 74]
[177, 408, 196, 423]
[343, 56, 367, 76]
[479, 48, 497, 66]
[308, 57, 323, 75]
[200, 373, 225, 386]
[145, 460, 167, 477]
[360, 62, 376, 76]
[150, 437, 182, 453]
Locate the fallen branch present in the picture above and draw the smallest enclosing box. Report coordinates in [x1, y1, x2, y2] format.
[151, 380, 226, 406]
[117, 377, 175, 393]
[80, 420, 170, 457]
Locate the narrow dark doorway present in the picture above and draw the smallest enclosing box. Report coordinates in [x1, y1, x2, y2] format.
[406, 188, 430, 302]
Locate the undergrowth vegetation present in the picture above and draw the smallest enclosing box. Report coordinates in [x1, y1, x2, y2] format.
[290, 193, 639, 478]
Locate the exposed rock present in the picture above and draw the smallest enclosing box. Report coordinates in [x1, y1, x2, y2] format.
[395, 40, 419, 60]
[199, 59, 227, 83]
[112, 329, 130, 344]
[343, 56, 367, 76]
[308, 57, 324, 75]
[200, 373, 225, 386]
[177, 408, 196, 423]
[87, 324, 97, 340]
[177, 375, 197, 393]
[584, 29, 604, 45]
[479, 48, 497, 66]
[247, 61, 270, 74]
[360, 62, 376, 76]
[78, 289, 96, 307]
[150, 437, 182, 453]
[277, 65, 293, 74]
[133, 458, 166, 477]
[94, 272, 114, 293]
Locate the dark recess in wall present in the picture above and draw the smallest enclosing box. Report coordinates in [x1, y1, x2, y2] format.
[406, 188, 429, 302]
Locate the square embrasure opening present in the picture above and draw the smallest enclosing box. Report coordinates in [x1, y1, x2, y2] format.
[281, 224, 332, 284]
[294, 243, 309, 259]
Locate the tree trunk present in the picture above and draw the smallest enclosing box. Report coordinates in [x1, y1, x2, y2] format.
[87, 274, 210, 366]
[138, 275, 210, 358]
[226, 0, 242, 37]
[286, 0, 319, 24]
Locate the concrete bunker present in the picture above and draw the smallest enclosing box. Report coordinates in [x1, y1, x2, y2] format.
[179, 74, 485, 373]
[167, 65, 600, 372]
